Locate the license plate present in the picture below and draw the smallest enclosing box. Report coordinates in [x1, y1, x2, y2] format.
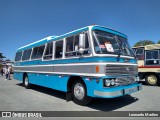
[124, 86, 138, 94]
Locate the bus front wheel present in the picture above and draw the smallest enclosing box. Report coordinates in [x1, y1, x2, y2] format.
[23, 75, 31, 89]
[145, 74, 160, 86]
[71, 80, 91, 106]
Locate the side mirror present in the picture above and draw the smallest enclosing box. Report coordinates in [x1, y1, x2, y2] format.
[79, 34, 85, 54]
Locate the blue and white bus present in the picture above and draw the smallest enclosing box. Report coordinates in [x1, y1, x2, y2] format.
[14, 25, 142, 105]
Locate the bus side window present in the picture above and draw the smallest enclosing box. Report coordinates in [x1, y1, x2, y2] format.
[65, 36, 74, 57]
[65, 35, 80, 57]
[65, 33, 90, 57]
[37, 45, 45, 58]
[31, 45, 45, 59]
[55, 40, 63, 59]
[132, 48, 136, 53]
[32, 47, 38, 59]
[145, 50, 159, 65]
[44, 42, 53, 60]
[136, 48, 144, 60]
[26, 49, 32, 60]
[22, 49, 32, 61]
[15, 51, 22, 61]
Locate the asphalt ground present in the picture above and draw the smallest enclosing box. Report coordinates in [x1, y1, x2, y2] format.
[0, 75, 159, 119]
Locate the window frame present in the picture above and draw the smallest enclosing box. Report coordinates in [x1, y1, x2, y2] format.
[135, 48, 145, 60]
[43, 42, 54, 61]
[16, 31, 92, 62]
[29, 48, 33, 61]
[145, 50, 159, 66]
[135, 48, 144, 55]
[65, 35, 79, 58]
[91, 30, 135, 59]
[31, 44, 45, 60]
[15, 51, 23, 62]
[22, 49, 32, 61]
[54, 39, 64, 60]
[132, 48, 136, 53]
[64, 32, 91, 58]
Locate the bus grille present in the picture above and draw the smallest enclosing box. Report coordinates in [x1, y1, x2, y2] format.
[115, 76, 136, 86]
[105, 64, 138, 76]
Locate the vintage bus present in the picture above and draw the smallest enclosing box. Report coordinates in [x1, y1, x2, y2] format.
[14, 25, 142, 105]
[133, 44, 160, 86]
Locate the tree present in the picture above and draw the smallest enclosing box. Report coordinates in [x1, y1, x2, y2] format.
[157, 40, 160, 44]
[0, 52, 6, 60]
[133, 40, 155, 47]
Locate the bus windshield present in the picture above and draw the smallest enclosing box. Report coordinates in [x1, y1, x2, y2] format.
[93, 30, 134, 57]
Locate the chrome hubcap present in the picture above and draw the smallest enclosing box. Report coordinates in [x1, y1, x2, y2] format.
[148, 75, 157, 84]
[74, 83, 85, 100]
[25, 77, 28, 86]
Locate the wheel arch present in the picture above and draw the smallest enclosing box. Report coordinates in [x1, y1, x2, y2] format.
[67, 75, 91, 105]
[142, 72, 159, 79]
[67, 76, 86, 92]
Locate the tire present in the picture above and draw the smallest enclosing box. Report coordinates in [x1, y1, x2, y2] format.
[145, 74, 160, 86]
[71, 80, 91, 106]
[23, 75, 31, 89]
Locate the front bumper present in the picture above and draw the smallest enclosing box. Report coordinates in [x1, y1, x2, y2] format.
[94, 83, 142, 98]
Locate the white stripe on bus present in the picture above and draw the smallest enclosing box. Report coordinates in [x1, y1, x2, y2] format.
[14, 62, 137, 67]
[14, 70, 105, 77]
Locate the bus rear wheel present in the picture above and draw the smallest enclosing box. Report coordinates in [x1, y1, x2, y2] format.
[71, 80, 91, 106]
[23, 75, 31, 89]
[145, 74, 160, 86]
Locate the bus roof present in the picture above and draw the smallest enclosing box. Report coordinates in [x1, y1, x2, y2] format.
[132, 44, 160, 50]
[145, 44, 160, 50]
[132, 46, 145, 48]
[17, 25, 127, 52]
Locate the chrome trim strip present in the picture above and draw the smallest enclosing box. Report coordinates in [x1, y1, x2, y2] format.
[94, 85, 141, 97]
[14, 70, 105, 77]
[94, 90, 123, 97]
[14, 62, 137, 67]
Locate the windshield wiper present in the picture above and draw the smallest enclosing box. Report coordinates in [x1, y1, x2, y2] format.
[114, 35, 136, 60]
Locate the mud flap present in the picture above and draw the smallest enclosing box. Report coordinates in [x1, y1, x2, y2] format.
[66, 91, 72, 102]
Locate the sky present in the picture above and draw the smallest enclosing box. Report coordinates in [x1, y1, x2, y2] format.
[1, 0, 160, 60]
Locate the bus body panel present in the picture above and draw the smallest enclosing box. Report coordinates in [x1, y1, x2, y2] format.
[28, 73, 68, 92]
[14, 71, 141, 98]
[14, 72, 23, 81]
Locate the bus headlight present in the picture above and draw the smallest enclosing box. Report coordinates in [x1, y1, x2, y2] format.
[110, 79, 115, 86]
[104, 79, 115, 87]
[135, 76, 140, 81]
[105, 79, 111, 87]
